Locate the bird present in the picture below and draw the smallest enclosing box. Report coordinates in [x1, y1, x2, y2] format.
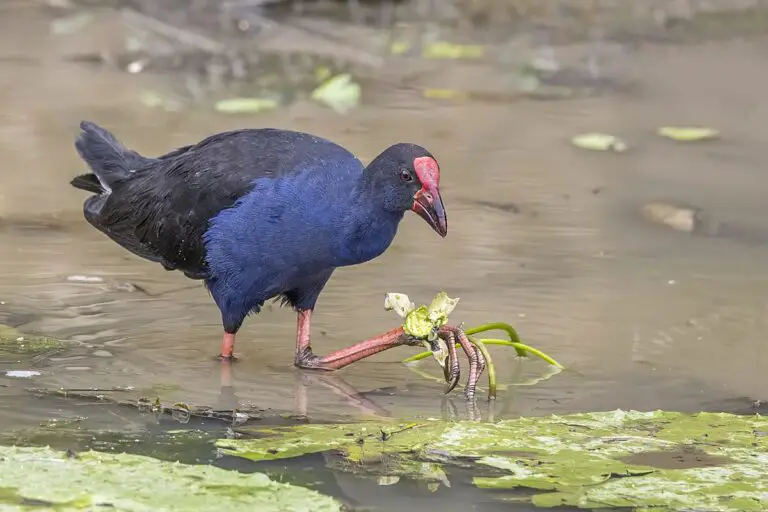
[70, 121, 447, 370]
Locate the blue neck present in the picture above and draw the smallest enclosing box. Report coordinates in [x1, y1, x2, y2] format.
[331, 184, 404, 267]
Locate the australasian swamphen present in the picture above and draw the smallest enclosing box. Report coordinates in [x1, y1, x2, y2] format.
[70, 121, 447, 370]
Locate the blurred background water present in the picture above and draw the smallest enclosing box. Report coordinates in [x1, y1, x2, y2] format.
[1, 1, 768, 510]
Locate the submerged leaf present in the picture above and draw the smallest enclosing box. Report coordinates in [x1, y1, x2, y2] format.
[50, 12, 94, 36]
[657, 126, 719, 141]
[222, 410, 768, 510]
[139, 91, 184, 112]
[0, 445, 342, 511]
[311, 74, 361, 114]
[571, 133, 627, 152]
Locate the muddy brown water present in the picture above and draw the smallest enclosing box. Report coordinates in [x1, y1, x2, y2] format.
[1, 3, 768, 511]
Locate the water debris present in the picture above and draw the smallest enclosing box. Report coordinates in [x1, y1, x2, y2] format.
[571, 133, 628, 152]
[30, 387, 265, 426]
[220, 410, 768, 510]
[0, 445, 342, 511]
[215, 97, 280, 114]
[641, 201, 721, 235]
[310, 73, 361, 114]
[657, 126, 720, 141]
[4, 370, 41, 378]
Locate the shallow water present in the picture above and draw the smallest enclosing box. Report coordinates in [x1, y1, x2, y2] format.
[1, 2, 768, 510]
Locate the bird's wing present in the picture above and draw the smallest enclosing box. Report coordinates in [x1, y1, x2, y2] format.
[91, 129, 358, 278]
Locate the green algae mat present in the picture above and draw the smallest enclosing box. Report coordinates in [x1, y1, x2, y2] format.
[0, 445, 342, 512]
[0, 323, 64, 356]
[218, 410, 768, 511]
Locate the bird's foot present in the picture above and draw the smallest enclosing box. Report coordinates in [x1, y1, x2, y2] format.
[217, 333, 237, 362]
[438, 326, 487, 401]
[293, 327, 410, 371]
[293, 346, 335, 370]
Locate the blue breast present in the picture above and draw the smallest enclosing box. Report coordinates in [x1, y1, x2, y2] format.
[202, 161, 403, 318]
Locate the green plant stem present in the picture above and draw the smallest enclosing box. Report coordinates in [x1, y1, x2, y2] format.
[403, 339, 562, 368]
[464, 323, 526, 357]
[479, 339, 563, 368]
[467, 336, 497, 399]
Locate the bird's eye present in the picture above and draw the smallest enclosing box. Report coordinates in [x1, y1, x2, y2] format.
[399, 169, 413, 182]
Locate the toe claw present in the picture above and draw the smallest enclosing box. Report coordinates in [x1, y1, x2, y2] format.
[444, 365, 461, 394]
[441, 330, 461, 394]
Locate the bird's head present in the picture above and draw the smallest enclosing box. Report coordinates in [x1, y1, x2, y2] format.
[366, 143, 448, 237]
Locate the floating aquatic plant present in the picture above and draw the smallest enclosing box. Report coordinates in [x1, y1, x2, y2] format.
[219, 410, 768, 511]
[384, 292, 562, 400]
[0, 324, 65, 357]
[0, 444, 342, 511]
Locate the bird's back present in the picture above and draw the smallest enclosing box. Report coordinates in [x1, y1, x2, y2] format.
[72, 123, 363, 279]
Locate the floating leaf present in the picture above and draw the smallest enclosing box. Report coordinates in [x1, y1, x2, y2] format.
[388, 41, 484, 59]
[384, 293, 415, 318]
[427, 292, 460, 327]
[423, 42, 485, 60]
[657, 126, 719, 141]
[0, 445, 342, 511]
[215, 98, 279, 115]
[422, 88, 470, 101]
[311, 74, 361, 114]
[222, 410, 768, 510]
[571, 133, 627, 152]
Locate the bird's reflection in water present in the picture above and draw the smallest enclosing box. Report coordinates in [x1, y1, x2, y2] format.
[214, 358, 532, 424]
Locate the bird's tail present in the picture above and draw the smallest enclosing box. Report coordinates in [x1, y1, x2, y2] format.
[71, 120, 153, 194]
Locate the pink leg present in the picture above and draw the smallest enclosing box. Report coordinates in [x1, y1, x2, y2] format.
[294, 308, 410, 370]
[219, 332, 236, 360]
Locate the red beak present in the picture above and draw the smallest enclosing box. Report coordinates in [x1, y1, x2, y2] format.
[412, 187, 447, 237]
